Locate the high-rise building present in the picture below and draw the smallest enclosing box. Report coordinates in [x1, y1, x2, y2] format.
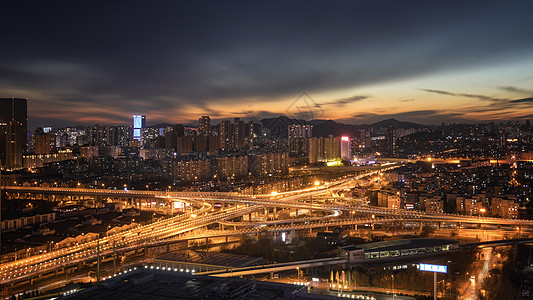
[173, 158, 211, 182]
[199, 116, 211, 136]
[0, 98, 27, 170]
[250, 152, 288, 177]
[324, 135, 340, 161]
[216, 155, 249, 179]
[164, 124, 185, 151]
[132, 115, 146, 142]
[340, 136, 350, 161]
[219, 120, 231, 151]
[246, 121, 255, 140]
[34, 133, 56, 155]
[388, 126, 396, 156]
[288, 125, 312, 138]
[308, 137, 320, 164]
[288, 125, 312, 157]
[233, 118, 245, 150]
[308, 136, 341, 164]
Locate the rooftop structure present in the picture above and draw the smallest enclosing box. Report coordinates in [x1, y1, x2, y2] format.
[63, 267, 337, 299]
[154, 250, 263, 272]
[340, 238, 459, 261]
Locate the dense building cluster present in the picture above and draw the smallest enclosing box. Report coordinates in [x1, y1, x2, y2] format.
[372, 161, 532, 218]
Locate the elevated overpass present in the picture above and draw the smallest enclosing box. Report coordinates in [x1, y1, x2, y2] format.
[193, 237, 532, 278]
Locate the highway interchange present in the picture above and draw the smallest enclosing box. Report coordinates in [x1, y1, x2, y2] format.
[1, 164, 532, 291]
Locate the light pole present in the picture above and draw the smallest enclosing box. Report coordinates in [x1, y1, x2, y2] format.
[310, 181, 319, 233]
[391, 274, 396, 299]
[479, 208, 486, 241]
[113, 238, 116, 276]
[96, 238, 100, 283]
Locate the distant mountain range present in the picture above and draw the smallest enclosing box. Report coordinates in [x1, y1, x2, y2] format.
[147, 116, 428, 138]
[261, 116, 427, 138]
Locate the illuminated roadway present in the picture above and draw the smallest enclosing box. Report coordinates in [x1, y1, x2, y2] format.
[0, 202, 261, 285]
[1, 164, 533, 288]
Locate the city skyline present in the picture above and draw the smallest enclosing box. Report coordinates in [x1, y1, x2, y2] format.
[2, 1, 533, 129]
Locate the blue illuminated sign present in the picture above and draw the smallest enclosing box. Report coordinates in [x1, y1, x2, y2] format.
[419, 263, 447, 273]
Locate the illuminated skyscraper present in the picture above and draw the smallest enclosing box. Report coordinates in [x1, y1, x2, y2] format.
[0, 98, 27, 170]
[132, 115, 146, 142]
[340, 136, 350, 161]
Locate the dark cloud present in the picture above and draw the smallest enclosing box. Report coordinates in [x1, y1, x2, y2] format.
[317, 95, 370, 107]
[1, 1, 533, 127]
[510, 97, 533, 104]
[399, 99, 415, 103]
[420, 89, 504, 102]
[499, 86, 533, 95]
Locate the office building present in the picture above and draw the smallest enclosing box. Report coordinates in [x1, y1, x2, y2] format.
[0, 98, 27, 170]
[132, 115, 146, 142]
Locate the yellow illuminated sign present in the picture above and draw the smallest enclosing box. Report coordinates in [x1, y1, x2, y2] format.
[326, 160, 343, 167]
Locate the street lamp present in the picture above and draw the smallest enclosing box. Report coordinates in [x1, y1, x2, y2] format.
[392, 274, 395, 299]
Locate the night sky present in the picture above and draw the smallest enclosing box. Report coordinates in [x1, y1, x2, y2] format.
[2, 1, 533, 129]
